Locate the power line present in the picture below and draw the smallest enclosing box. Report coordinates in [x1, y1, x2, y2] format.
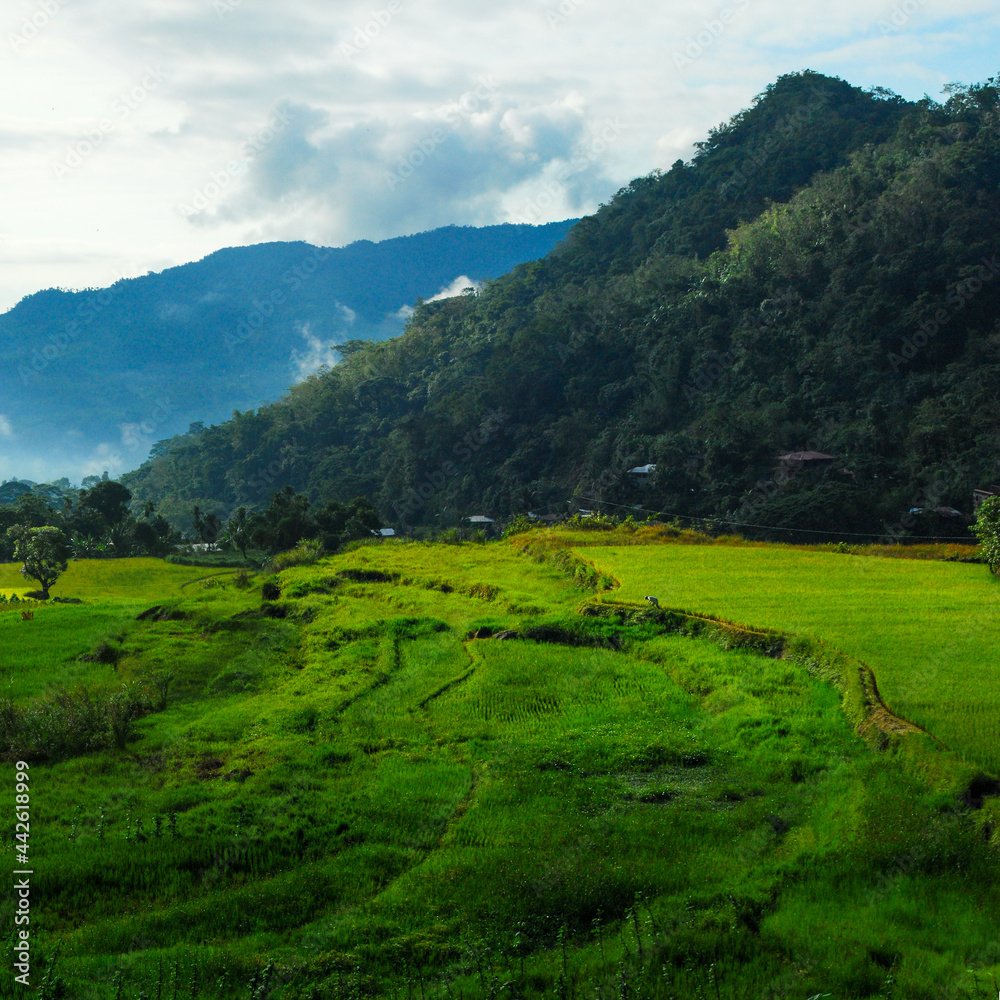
[563, 497, 977, 543]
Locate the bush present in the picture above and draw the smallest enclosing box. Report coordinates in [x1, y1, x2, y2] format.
[165, 552, 249, 568]
[502, 515, 539, 539]
[0, 682, 155, 761]
[79, 641, 123, 665]
[564, 513, 618, 530]
[973, 495, 1000, 576]
[266, 538, 324, 573]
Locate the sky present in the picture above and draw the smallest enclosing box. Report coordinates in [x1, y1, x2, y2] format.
[0, 0, 998, 314]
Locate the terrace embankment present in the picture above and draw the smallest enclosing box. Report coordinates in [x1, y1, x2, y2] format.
[513, 538, 977, 786]
[578, 597, 943, 752]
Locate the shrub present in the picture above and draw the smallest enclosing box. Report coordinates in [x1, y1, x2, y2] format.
[0, 682, 155, 761]
[266, 538, 324, 573]
[565, 511, 619, 529]
[503, 515, 540, 539]
[973, 495, 1000, 576]
[80, 641, 123, 665]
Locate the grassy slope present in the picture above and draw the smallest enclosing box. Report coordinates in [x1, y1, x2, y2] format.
[1, 560, 212, 700]
[577, 543, 1000, 773]
[0, 542, 998, 999]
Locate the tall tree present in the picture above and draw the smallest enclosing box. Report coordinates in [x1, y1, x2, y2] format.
[77, 481, 132, 530]
[6, 525, 71, 599]
[221, 507, 262, 562]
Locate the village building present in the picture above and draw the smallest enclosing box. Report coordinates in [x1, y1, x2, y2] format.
[973, 485, 1000, 510]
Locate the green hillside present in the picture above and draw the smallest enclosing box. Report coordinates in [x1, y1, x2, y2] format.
[0, 221, 575, 480]
[2, 532, 999, 998]
[123, 71, 1000, 539]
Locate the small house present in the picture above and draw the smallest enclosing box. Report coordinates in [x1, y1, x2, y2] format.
[932, 506, 964, 519]
[973, 486, 1000, 510]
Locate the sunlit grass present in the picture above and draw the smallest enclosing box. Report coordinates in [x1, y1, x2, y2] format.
[1, 542, 997, 998]
[578, 543, 1000, 772]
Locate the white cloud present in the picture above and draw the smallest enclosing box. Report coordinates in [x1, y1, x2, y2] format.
[290, 319, 349, 380]
[0, 0, 998, 311]
[80, 442, 126, 479]
[426, 275, 483, 302]
[0, 414, 12, 438]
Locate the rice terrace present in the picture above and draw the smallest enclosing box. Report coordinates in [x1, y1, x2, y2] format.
[9, 50, 1000, 1000]
[2, 524, 999, 998]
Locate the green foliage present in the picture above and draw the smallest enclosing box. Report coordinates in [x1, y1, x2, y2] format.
[191, 505, 223, 546]
[121, 72, 1000, 541]
[0, 482, 177, 561]
[584, 540, 1000, 772]
[220, 506, 257, 562]
[0, 681, 154, 760]
[501, 514, 542, 538]
[314, 496, 382, 549]
[266, 537, 324, 573]
[6, 524, 70, 597]
[240, 487, 382, 557]
[973, 496, 1000, 575]
[0, 223, 577, 475]
[77, 480, 133, 530]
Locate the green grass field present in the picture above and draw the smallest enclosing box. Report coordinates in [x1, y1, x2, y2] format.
[1, 539, 999, 999]
[577, 542, 1000, 773]
[0, 559, 219, 700]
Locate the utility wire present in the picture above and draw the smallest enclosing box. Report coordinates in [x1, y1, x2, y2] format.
[561, 496, 978, 543]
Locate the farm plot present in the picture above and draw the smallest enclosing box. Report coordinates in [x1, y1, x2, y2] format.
[578, 543, 1000, 772]
[3, 543, 1000, 998]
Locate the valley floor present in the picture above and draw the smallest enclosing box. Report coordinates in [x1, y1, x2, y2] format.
[1, 534, 998, 999]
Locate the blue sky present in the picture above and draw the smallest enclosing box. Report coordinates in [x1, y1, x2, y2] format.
[0, 0, 996, 312]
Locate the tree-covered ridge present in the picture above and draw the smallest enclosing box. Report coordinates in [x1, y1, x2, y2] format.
[123, 72, 1000, 539]
[0, 221, 576, 479]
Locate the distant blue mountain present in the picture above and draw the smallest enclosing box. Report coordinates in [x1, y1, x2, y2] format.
[0, 221, 577, 480]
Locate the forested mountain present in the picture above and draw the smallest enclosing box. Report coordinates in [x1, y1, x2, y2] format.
[0, 221, 575, 479]
[123, 71, 1000, 539]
